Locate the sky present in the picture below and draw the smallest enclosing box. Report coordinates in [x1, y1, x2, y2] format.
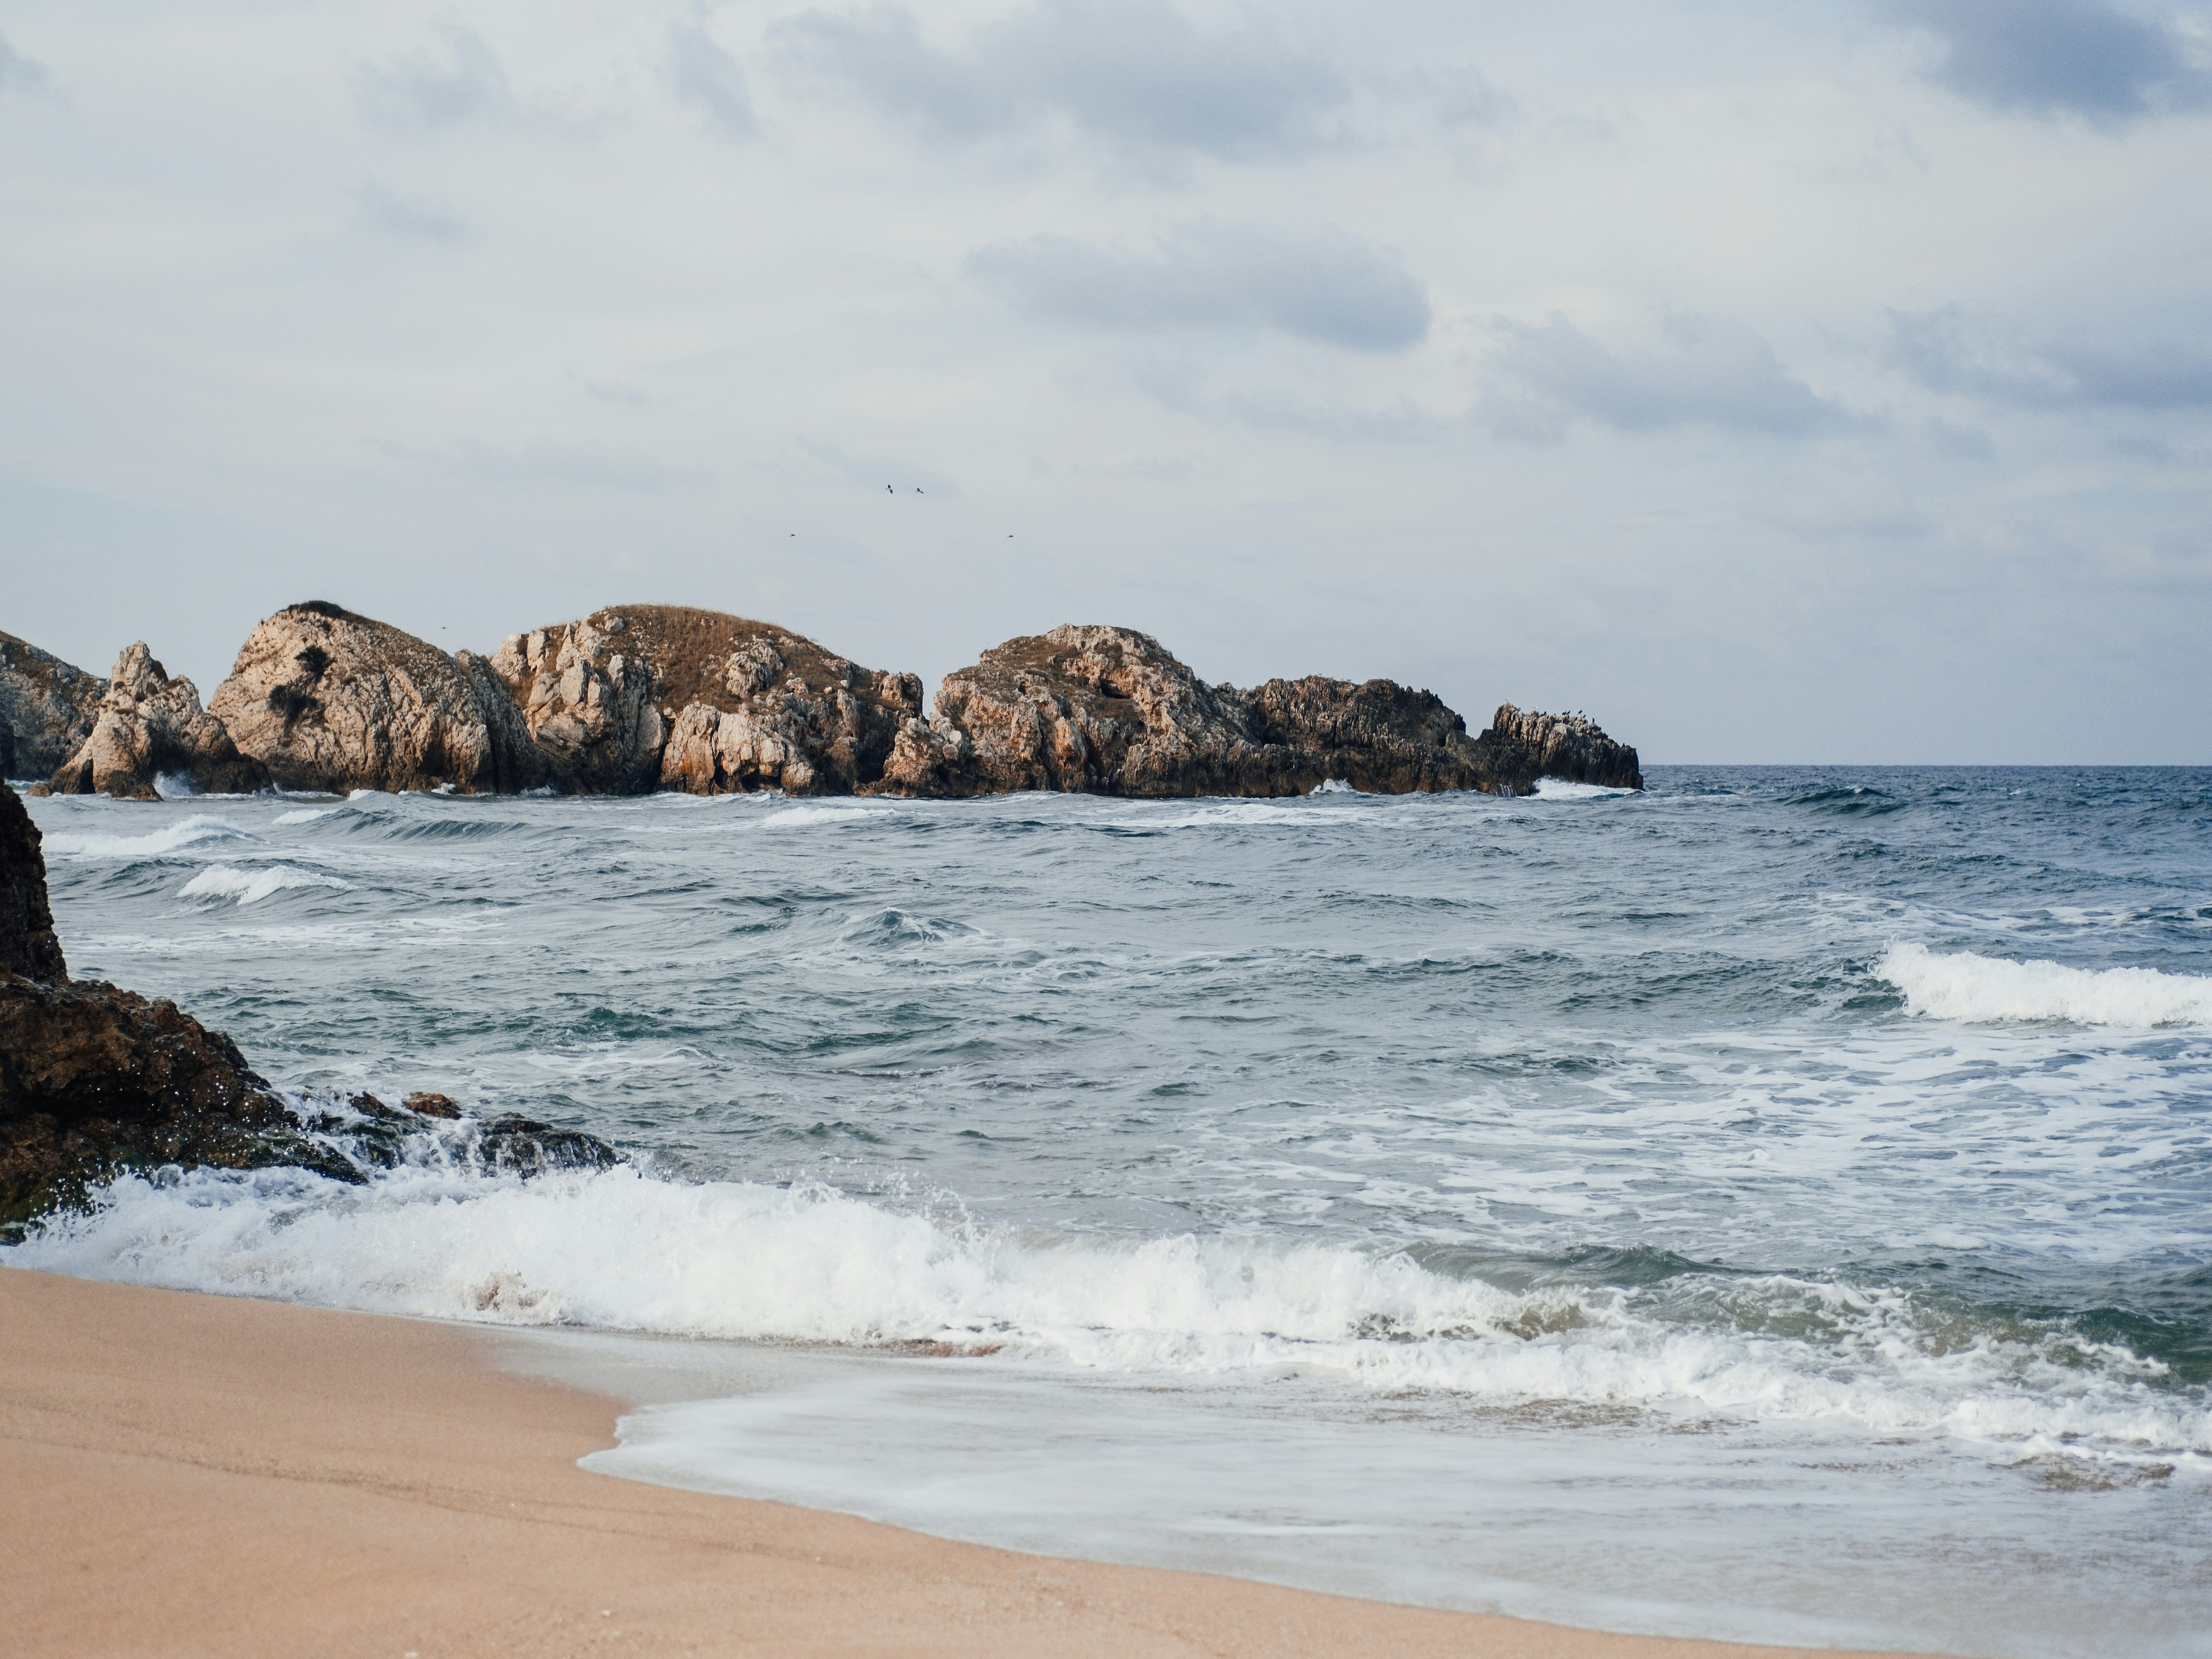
[1, 0, 2207, 763]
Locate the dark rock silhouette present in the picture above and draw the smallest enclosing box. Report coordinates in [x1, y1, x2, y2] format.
[0, 781, 618, 1236]
[0, 630, 102, 782]
[49, 643, 270, 799]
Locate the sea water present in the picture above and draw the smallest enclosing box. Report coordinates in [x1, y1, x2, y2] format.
[10, 768, 2212, 1656]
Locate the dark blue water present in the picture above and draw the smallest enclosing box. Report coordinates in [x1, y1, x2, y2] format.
[12, 767, 2212, 1655]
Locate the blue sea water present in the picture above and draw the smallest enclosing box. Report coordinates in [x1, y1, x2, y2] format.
[10, 767, 2212, 1655]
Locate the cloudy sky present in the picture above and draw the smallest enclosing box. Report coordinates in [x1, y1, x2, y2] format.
[2, 0, 2207, 762]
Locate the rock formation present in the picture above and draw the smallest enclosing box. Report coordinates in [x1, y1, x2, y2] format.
[1, 781, 617, 1234]
[0, 630, 102, 782]
[871, 624, 1642, 799]
[210, 603, 546, 794]
[491, 605, 922, 796]
[47, 643, 270, 800]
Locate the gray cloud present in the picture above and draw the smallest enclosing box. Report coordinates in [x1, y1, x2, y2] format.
[966, 221, 1430, 353]
[371, 437, 706, 492]
[1485, 313, 1858, 438]
[1878, 0, 2212, 122]
[355, 22, 512, 131]
[770, 0, 1349, 160]
[667, 21, 758, 140]
[1888, 305, 2212, 409]
[0, 28, 48, 94]
[355, 182, 471, 245]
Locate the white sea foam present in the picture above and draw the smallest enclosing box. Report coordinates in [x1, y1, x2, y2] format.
[1879, 942, 2212, 1027]
[1532, 777, 1637, 800]
[39, 814, 257, 858]
[15, 1165, 2206, 1463]
[177, 863, 353, 906]
[274, 807, 337, 825]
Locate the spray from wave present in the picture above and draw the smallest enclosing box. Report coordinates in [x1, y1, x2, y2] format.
[1878, 942, 2212, 1027]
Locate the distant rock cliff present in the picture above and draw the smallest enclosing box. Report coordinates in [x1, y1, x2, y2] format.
[48, 643, 269, 800]
[0, 631, 102, 782]
[873, 624, 1641, 798]
[209, 603, 546, 794]
[492, 605, 922, 797]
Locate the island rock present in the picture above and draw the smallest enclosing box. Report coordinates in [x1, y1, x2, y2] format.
[0, 631, 103, 783]
[48, 643, 270, 800]
[493, 605, 922, 796]
[209, 603, 546, 794]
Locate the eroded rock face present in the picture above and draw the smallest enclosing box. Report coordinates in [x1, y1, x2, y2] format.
[210, 603, 547, 794]
[48, 643, 269, 800]
[1486, 704, 1644, 791]
[874, 625, 1643, 800]
[494, 605, 922, 796]
[0, 631, 102, 782]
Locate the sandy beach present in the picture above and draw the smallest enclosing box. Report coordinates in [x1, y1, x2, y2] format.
[0, 1267, 1942, 1659]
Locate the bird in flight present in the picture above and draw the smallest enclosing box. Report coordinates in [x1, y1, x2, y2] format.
[885, 484, 892, 494]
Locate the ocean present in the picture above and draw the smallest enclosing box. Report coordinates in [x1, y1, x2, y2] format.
[11, 768, 2212, 1656]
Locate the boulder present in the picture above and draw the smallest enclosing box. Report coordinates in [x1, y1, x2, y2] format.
[0, 630, 103, 782]
[1245, 676, 1498, 794]
[48, 643, 269, 800]
[209, 603, 547, 794]
[492, 605, 922, 796]
[1, 781, 620, 1234]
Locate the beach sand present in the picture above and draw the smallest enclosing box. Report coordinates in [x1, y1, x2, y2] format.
[0, 1268, 1931, 1658]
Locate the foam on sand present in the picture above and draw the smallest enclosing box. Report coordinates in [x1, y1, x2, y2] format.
[1878, 942, 2212, 1027]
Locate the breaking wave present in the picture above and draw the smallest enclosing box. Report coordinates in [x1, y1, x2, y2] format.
[13, 1163, 2206, 1468]
[176, 863, 353, 906]
[1879, 942, 2212, 1028]
[39, 813, 256, 858]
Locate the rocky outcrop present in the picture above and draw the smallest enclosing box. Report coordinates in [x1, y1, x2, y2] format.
[871, 624, 1642, 799]
[1485, 704, 1643, 791]
[1, 781, 619, 1233]
[0, 631, 102, 782]
[492, 605, 922, 796]
[48, 643, 269, 800]
[209, 603, 547, 794]
[1, 782, 67, 984]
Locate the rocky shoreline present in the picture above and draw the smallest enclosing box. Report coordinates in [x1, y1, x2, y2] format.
[6, 603, 1641, 801]
[0, 779, 617, 1236]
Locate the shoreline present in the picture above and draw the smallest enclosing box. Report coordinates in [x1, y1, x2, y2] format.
[0, 1267, 1942, 1659]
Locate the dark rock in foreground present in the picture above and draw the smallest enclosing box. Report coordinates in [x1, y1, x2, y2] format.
[1, 782, 619, 1236]
[872, 624, 1641, 798]
[491, 604, 922, 796]
[48, 643, 270, 799]
[0, 630, 103, 782]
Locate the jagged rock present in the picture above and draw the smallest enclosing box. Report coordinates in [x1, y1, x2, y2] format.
[1, 781, 620, 1232]
[48, 643, 269, 800]
[872, 625, 1642, 800]
[493, 605, 922, 796]
[209, 602, 547, 794]
[1486, 704, 1644, 791]
[0, 631, 103, 782]
[1, 782, 67, 984]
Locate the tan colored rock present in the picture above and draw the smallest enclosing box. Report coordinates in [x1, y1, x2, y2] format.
[876, 625, 1644, 799]
[493, 605, 921, 796]
[209, 603, 546, 794]
[49, 644, 268, 800]
[0, 631, 102, 782]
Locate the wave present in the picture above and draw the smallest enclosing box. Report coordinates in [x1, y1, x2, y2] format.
[14, 1164, 2206, 1464]
[1878, 942, 2212, 1028]
[1532, 778, 1636, 800]
[177, 863, 354, 906]
[39, 814, 259, 858]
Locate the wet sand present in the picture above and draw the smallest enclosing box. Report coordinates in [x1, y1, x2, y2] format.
[0, 1267, 1936, 1658]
